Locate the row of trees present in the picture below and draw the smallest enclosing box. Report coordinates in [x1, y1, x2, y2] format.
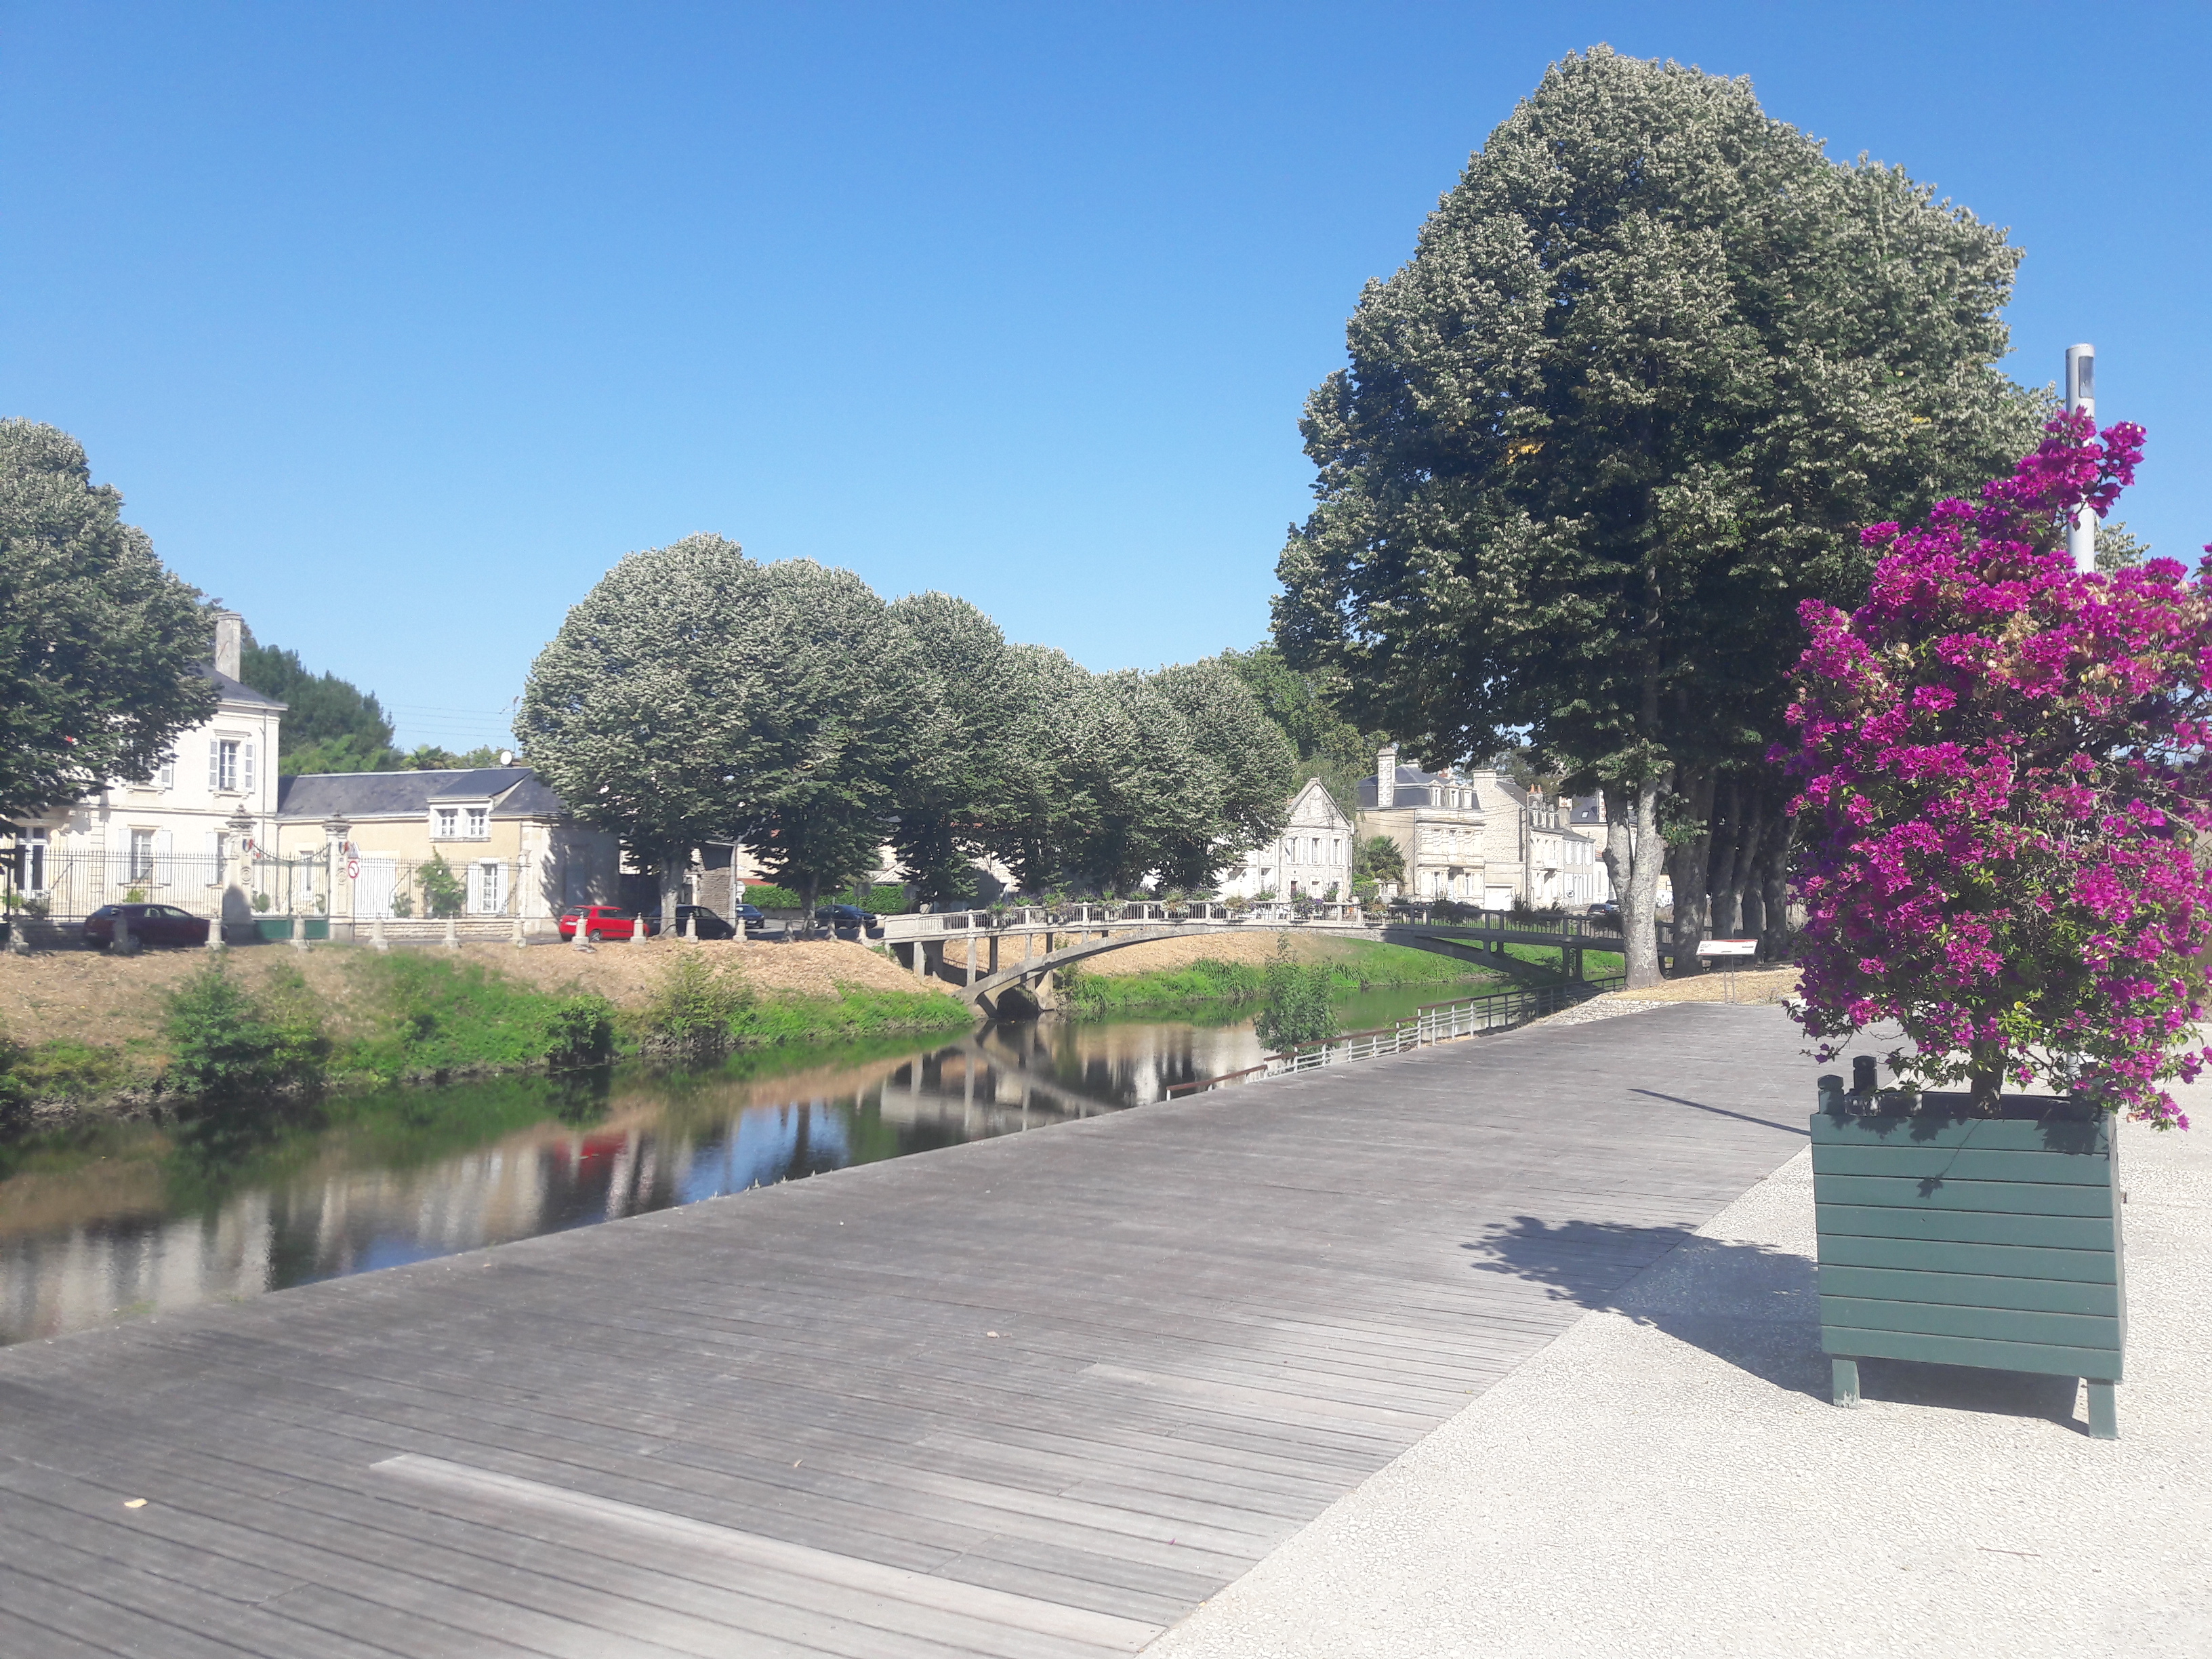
[516, 535, 1298, 923]
[1273, 47, 2054, 985]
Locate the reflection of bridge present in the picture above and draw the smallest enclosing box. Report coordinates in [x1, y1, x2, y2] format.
[876, 904, 1679, 1016]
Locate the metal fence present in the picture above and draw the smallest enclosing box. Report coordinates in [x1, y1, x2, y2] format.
[1164, 975, 1629, 1098]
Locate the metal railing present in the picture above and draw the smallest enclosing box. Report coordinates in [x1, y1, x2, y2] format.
[1164, 974, 1628, 1097]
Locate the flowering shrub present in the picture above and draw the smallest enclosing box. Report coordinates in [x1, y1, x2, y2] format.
[1780, 412, 2209, 1128]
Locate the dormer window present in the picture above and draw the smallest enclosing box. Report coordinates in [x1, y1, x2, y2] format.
[434, 805, 490, 840]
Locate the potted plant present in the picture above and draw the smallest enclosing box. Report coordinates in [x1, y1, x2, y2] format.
[1781, 413, 2207, 1439]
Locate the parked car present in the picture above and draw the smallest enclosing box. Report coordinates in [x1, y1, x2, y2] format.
[82, 903, 208, 949]
[813, 903, 876, 929]
[731, 902, 767, 934]
[557, 904, 659, 941]
[1586, 901, 1621, 924]
[668, 904, 740, 939]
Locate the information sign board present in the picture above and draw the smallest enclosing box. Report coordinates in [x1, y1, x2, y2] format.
[1696, 939, 1759, 958]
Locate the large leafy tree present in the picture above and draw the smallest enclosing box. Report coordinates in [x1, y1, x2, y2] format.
[981, 644, 1097, 893]
[729, 560, 943, 922]
[0, 420, 214, 823]
[1273, 47, 2041, 985]
[1218, 644, 1380, 817]
[518, 534, 771, 929]
[885, 591, 1021, 905]
[238, 632, 403, 774]
[1150, 657, 1296, 888]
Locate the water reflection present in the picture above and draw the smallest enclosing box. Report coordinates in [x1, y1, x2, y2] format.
[0, 1015, 1271, 1345]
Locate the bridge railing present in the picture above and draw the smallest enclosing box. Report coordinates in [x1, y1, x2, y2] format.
[1164, 973, 1628, 1097]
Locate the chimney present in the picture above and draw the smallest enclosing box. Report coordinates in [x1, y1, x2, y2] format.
[212, 611, 243, 680]
[1376, 744, 1397, 810]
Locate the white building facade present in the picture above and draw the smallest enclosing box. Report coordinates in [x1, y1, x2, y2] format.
[1219, 779, 1356, 902]
[5, 611, 285, 924]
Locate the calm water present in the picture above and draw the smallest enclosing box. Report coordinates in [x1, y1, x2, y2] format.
[0, 985, 1456, 1346]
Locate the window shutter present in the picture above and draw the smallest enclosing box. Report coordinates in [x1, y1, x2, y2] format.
[243, 741, 255, 795]
[155, 830, 173, 886]
[466, 863, 485, 914]
[208, 738, 220, 787]
[490, 861, 510, 913]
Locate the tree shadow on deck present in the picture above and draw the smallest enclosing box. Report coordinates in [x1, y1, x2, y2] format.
[1461, 1216, 2085, 1429]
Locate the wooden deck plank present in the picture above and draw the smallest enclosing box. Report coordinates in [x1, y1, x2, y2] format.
[0, 1004, 1818, 1657]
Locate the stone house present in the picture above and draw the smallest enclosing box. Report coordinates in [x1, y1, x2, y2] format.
[1355, 745, 1604, 908]
[1219, 779, 1356, 902]
[270, 768, 619, 923]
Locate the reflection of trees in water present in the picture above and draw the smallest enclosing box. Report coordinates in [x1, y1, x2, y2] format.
[0, 1016, 1263, 1345]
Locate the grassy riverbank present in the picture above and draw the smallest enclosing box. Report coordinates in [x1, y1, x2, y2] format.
[1057, 936, 1511, 1018]
[0, 939, 970, 1132]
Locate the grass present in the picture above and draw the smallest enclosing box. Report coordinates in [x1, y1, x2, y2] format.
[1059, 939, 1504, 1018]
[1, 948, 975, 1135]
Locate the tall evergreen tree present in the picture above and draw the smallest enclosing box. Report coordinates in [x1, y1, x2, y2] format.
[1273, 47, 2043, 984]
[237, 634, 403, 773]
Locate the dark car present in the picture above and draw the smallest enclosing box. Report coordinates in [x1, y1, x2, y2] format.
[670, 905, 738, 939]
[1586, 901, 1621, 925]
[83, 903, 208, 949]
[813, 903, 874, 928]
[557, 904, 660, 941]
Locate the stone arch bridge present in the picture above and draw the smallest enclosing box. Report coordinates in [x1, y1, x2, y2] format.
[874, 903, 1665, 1019]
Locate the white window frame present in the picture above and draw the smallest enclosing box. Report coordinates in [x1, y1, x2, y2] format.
[465, 806, 489, 840]
[434, 807, 459, 840]
[129, 828, 157, 882]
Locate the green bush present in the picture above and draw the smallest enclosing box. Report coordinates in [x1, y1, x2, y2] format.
[164, 960, 329, 1129]
[1252, 941, 1338, 1052]
[543, 994, 616, 1069]
[419, 853, 466, 918]
[642, 954, 752, 1057]
[340, 954, 577, 1078]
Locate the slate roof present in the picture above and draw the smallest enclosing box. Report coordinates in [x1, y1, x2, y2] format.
[276, 767, 571, 821]
[1356, 764, 1486, 811]
[201, 665, 286, 710]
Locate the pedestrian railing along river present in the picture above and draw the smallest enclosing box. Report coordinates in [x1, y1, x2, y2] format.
[1164, 974, 1629, 1099]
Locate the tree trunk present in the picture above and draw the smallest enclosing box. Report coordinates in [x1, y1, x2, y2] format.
[802, 873, 819, 939]
[659, 846, 684, 941]
[1666, 765, 1716, 973]
[1968, 1052, 2008, 1115]
[1725, 787, 1767, 941]
[1708, 778, 1742, 937]
[1622, 779, 1666, 989]
[1600, 784, 1631, 903]
[1757, 815, 1797, 962]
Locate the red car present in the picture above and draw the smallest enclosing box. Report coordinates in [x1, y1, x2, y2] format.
[558, 905, 661, 941]
[82, 903, 209, 948]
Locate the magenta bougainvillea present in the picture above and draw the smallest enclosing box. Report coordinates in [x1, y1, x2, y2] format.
[1781, 412, 2210, 1128]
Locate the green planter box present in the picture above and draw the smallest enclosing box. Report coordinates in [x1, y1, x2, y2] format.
[1813, 1083, 2125, 1438]
[253, 916, 330, 942]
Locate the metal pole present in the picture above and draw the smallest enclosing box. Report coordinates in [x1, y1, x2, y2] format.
[2066, 343, 2097, 573]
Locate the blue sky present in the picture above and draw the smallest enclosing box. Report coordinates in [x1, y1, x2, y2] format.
[5, 2, 2205, 752]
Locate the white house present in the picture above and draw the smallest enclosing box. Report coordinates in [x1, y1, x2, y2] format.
[1220, 779, 1356, 902]
[5, 611, 284, 922]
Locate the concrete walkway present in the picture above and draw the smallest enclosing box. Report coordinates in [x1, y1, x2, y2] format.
[1149, 1067, 2212, 1657]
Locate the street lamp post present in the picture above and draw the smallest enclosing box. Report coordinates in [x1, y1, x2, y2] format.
[2066, 343, 2096, 573]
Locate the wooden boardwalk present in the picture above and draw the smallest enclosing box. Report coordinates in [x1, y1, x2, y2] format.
[0, 1004, 1823, 1658]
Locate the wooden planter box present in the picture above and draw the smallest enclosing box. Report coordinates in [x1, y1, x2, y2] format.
[1813, 1083, 2125, 1438]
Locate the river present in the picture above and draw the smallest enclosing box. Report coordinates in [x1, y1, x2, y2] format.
[0, 985, 1456, 1346]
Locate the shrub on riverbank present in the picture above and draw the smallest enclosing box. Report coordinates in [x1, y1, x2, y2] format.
[164, 960, 330, 1145]
[0, 941, 973, 1132]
